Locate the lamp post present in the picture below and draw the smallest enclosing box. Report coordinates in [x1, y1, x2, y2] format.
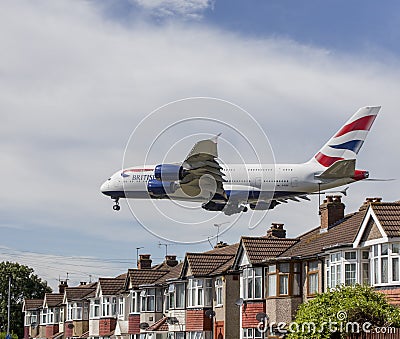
[7, 276, 11, 339]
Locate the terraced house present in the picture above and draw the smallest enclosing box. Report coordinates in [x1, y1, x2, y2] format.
[24, 197, 400, 339]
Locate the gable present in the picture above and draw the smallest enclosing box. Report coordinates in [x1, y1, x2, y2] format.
[361, 218, 384, 242]
[238, 249, 249, 267]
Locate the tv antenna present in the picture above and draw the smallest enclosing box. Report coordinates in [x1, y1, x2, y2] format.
[136, 247, 144, 265]
[214, 222, 230, 244]
[158, 242, 169, 256]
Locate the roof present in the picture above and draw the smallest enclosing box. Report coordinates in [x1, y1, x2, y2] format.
[185, 253, 235, 277]
[24, 299, 44, 311]
[281, 209, 367, 258]
[371, 202, 400, 237]
[146, 317, 169, 332]
[153, 262, 183, 284]
[127, 269, 170, 289]
[45, 293, 64, 307]
[65, 286, 96, 301]
[204, 243, 239, 255]
[241, 237, 298, 264]
[98, 277, 126, 295]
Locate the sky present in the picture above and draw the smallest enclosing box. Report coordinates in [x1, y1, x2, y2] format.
[1, 0, 400, 290]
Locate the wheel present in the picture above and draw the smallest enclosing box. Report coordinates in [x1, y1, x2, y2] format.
[113, 205, 120, 211]
[243, 206, 248, 212]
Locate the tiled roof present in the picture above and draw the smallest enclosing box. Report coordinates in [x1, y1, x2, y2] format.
[153, 263, 183, 284]
[281, 209, 367, 258]
[127, 269, 170, 289]
[186, 253, 235, 276]
[65, 286, 96, 301]
[79, 331, 89, 338]
[241, 237, 298, 264]
[24, 299, 43, 310]
[45, 293, 64, 307]
[98, 278, 126, 295]
[204, 243, 239, 255]
[371, 202, 400, 237]
[146, 317, 168, 331]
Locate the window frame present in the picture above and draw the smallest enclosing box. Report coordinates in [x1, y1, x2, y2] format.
[266, 262, 301, 298]
[307, 261, 319, 296]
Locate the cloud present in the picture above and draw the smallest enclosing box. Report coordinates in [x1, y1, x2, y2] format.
[131, 0, 214, 19]
[0, 0, 399, 278]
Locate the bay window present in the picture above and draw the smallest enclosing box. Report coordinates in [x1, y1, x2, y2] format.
[267, 262, 300, 297]
[371, 243, 400, 285]
[130, 291, 140, 314]
[141, 288, 162, 312]
[102, 297, 116, 317]
[118, 296, 124, 318]
[188, 279, 212, 307]
[243, 328, 263, 339]
[243, 267, 263, 300]
[167, 283, 185, 309]
[41, 308, 48, 324]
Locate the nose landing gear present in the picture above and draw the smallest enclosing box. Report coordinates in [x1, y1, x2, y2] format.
[112, 198, 120, 211]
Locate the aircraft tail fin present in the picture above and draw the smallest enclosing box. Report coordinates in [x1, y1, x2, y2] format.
[308, 106, 380, 168]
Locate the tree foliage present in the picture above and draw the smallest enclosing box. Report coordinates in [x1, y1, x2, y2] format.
[0, 262, 52, 338]
[287, 284, 400, 339]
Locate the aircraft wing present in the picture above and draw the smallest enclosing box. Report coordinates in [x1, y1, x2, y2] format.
[315, 159, 356, 179]
[180, 136, 227, 200]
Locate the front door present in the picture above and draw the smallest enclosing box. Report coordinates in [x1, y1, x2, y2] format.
[214, 321, 224, 339]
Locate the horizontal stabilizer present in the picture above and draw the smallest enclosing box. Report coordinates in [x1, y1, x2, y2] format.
[316, 159, 356, 179]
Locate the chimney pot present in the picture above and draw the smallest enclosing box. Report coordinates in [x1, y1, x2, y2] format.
[165, 255, 178, 267]
[374, 197, 382, 203]
[320, 196, 345, 231]
[266, 223, 286, 238]
[138, 254, 152, 269]
[58, 281, 68, 294]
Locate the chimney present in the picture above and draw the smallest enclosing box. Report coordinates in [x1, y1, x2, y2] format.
[80, 282, 87, 286]
[320, 195, 345, 232]
[359, 197, 382, 211]
[266, 223, 286, 238]
[165, 255, 178, 267]
[58, 280, 68, 294]
[214, 241, 229, 249]
[137, 254, 152, 269]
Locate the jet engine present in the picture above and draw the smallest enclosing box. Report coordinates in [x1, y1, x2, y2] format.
[249, 200, 280, 210]
[147, 179, 178, 198]
[154, 164, 185, 181]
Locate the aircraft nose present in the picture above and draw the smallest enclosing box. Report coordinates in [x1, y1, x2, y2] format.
[100, 180, 109, 194]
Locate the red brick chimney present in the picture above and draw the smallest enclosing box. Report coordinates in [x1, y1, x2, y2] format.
[359, 197, 383, 211]
[320, 195, 345, 232]
[137, 254, 152, 269]
[58, 281, 68, 294]
[266, 223, 286, 238]
[165, 255, 178, 267]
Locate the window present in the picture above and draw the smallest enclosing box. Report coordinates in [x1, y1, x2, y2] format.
[243, 328, 263, 339]
[90, 299, 100, 318]
[362, 263, 370, 285]
[187, 332, 211, 339]
[129, 291, 140, 314]
[102, 297, 116, 317]
[345, 263, 357, 286]
[41, 308, 48, 324]
[215, 278, 223, 306]
[167, 283, 185, 310]
[267, 263, 300, 297]
[308, 261, 319, 295]
[328, 252, 342, 288]
[118, 296, 124, 319]
[141, 289, 162, 312]
[345, 252, 357, 260]
[243, 267, 263, 300]
[188, 279, 212, 307]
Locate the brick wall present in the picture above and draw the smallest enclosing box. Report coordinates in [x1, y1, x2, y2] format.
[186, 309, 212, 331]
[45, 324, 59, 338]
[99, 318, 117, 336]
[65, 322, 73, 338]
[128, 314, 140, 334]
[24, 326, 29, 339]
[378, 287, 400, 306]
[242, 302, 265, 328]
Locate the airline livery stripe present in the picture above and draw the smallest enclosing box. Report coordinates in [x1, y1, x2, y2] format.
[329, 140, 364, 154]
[334, 115, 377, 137]
[315, 152, 344, 167]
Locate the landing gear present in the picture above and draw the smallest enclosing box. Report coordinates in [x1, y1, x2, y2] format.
[112, 198, 120, 211]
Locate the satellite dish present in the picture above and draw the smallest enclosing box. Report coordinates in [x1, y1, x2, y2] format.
[205, 310, 216, 318]
[139, 322, 149, 330]
[256, 312, 268, 322]
[67, 324, 74, 329]
[235, 298, 244, 306]
[166, 317, 179, 325]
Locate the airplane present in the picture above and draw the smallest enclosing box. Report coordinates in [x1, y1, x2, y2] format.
[101, 106, 383, 215]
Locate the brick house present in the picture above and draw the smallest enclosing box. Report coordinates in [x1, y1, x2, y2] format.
[39, 293, 64, 339]
[64, 283, 97, 339]
[89, 275, 126, 339]
[23, 299, 43, 339]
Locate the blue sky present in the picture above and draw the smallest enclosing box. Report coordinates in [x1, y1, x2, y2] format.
[1, 0, 400, 289]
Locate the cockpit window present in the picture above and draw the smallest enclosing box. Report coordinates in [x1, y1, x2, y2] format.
[108, 178, 111, 181]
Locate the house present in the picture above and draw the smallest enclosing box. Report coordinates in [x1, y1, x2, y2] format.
[23, 299, 43, 339]
[64, 282, 97, 339]
[39, 293, 65, 339]
[233, 196, 400, 338]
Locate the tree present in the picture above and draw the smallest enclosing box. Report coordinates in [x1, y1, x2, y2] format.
[287, 284, 400, 339]
[0, 262, 52, 338]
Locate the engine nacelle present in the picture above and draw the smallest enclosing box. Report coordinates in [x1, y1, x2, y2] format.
[147, 179, 177, 197]
[154, 164, 184, 182]
[249, 200, 280, 210]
